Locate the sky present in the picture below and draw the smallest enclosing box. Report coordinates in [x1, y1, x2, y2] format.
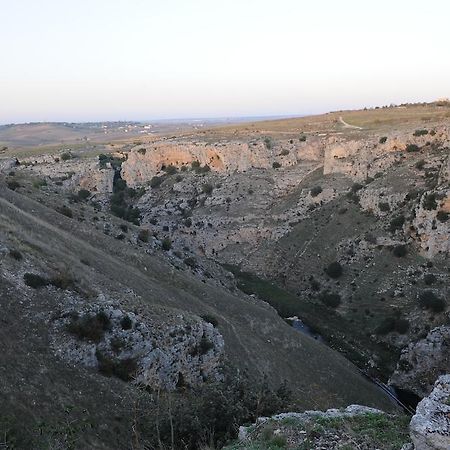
[1, 0, 449, 124]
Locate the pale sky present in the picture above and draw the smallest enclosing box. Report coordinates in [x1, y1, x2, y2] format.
[1, 0, 449, 124]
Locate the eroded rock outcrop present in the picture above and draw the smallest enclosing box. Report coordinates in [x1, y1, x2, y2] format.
[51, 303, 224, 390]
[121, 139, 324, 187]
[410, 375, 450, 449]
[390, 326, 450, 398]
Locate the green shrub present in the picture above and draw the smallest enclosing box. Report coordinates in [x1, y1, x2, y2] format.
[9, 249, 23, 260]
[319, 292, 341, 308]
[437, 211, 449, 222]
[33, 179, 47, 189]
[310, 186, 323, 197]
[138, 229, 150, 243]
[163, 165, 177, 175]
[202, 183, 213, 195]
[415, 159, 426, 170]
[299, 135, 307, 142]
[376, 317, 410, 335]
[78, 189, 91, 200]
[57, 206, 73, 218]
[184, 256, 197, 268]
[264, 137, 273, 149]
[67, 311, 112, 343]
[24, 273, 48, 288]
[61, 152, 72, 161]
[378, 202, 390, 212]
[150, 176, 163, 188]
[161, 238, 172, 251]
[379, 136, 387, 144]
[351, 183, 364, 193]
[191, 160, 201, 169]
[200, 314, 218, 327]
[137, 148, 146, 155]
[7, 180, 20, 190]
[272, 161, 281, 169]
[413, 129, 428, 136]
[324, 261, 343, 278]
[392, 245, 407, 257]
[50, 273, 76, 290]
[120, 315, 133, 330]
[418, 291, 446, 312]
[96, 349, 137, 381]
[423, 193, 437, 210]
[405, 144, 420, 153]
[389, 215, 405, 232]
[280, 149, 289, 156]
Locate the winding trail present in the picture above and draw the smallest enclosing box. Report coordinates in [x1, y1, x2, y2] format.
[339, 116, 363, 130]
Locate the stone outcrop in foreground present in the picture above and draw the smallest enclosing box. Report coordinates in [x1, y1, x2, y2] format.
[410, 375, 450, 449]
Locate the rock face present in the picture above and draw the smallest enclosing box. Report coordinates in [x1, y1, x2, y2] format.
[238, 404, 385, 440]
[0, 157, 18, 173]
[410, 375, 450, 449]
[121, 139, 323, 187]
[390, 326, 450, 398]
[51, 303, 224, 390]
[410, 189, 450, 258]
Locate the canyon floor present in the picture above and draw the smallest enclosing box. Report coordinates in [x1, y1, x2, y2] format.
[0, 103, 449, 449]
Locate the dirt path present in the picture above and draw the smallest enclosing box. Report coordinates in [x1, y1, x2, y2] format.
[339, 116, 363, 130]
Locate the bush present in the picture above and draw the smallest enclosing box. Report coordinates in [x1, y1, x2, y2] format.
[405, 144, 420, 153]
[378, 202, 390, 212]
[184, 257, 197, 268]
[280, 149, 289, 156]
[319, 292, 341, 308]
[324, 261, 343, 278]
[379, 136, 387, 144]
[437, 211, 449, 222]
[351, 183, 364, 193]
[150, 176, 163, 188]
[418, 291, 446, 312]
[137, 148, 146, 155]
[413, 129, 428, 136]
[392, 245, 407, 257]
[423, 193, 438, 210]
[310, 186, 323, 197]
[24, 273, 48, 288]
[163, 165, 177, 175]
[96, 349, 137, 381]
[202, 183, 213, 195]
[9, 249, 23, 260]
[200, 314, 218, 327]
[57, 206, 73, 218]
[272, 161, 281, 169]
[138, 229, 150, 243]
[264, 137, 273, 149]
[376, 317, 410, 335]
[7, 180, 20, 190]
[415, 159, 426, 170]
[50, 273, 75, 290]
[67, 311, 112, 343]
[389, 215, 405, 232]
[161, 238, 172, 251]
[299, 135, 307, 142]
[78, 189, 91, 200]
[423, 274, 436, 285]
[120, 316, 133, 330]
[191, 160, 200, 169]
[61, 152, 72, 161]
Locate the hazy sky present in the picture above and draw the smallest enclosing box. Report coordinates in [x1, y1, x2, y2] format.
[1, 0, 449, 123]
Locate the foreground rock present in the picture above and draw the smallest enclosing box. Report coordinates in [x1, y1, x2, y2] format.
[410, 375, 450, 449]
[230, 405, 410, 449]
[390, 326, 450, 398]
